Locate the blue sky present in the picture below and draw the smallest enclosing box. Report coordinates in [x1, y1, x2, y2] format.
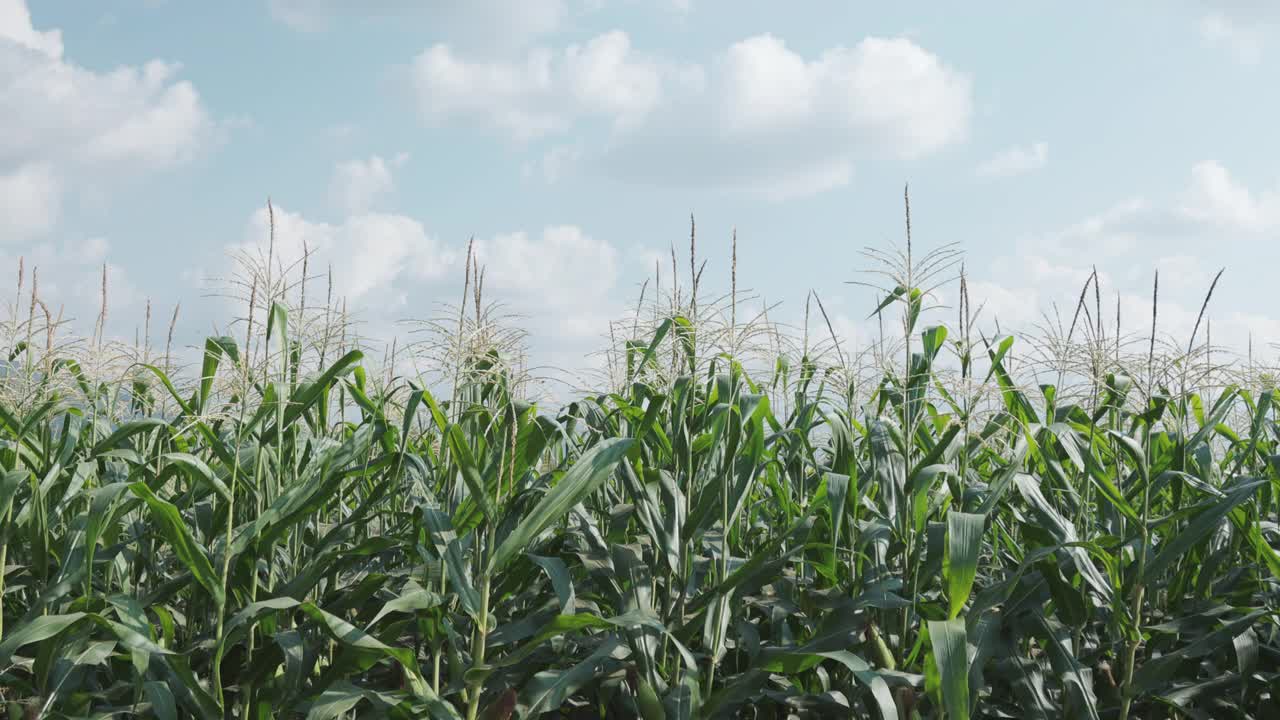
[3, 0, 1279, 382]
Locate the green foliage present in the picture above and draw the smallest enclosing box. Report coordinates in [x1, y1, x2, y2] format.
[2, 288, 1279, 720]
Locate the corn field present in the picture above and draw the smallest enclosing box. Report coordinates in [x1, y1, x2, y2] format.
[2, 208, 1280, 719]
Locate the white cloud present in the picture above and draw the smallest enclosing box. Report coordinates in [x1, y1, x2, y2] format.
[0, 0, 61, 56]
[967, 254, 1220, 351]
[0, 0, 211, 238]
[976, 141, 1048, 178]
[598, 33, 971, 199]
[720, 35, 971, 157]
[1038, 198, 1153, 258]
[1151, 254, 1213, 293]
[767, 158, 855, 200]
[965, 161, 1279, 354]
[476, 225, 617, 308]
[412, 44, 564, 138]
[1178, 160, 1280, 232]
[720, 35, 815, 133]
[411, 31, 968, 198]
[238, 205, 451, 305]
[234, 206, 621, 313]
[225, 205, 625, 361]
[329, 153, 407, 215]
[1200, 11, 1267, 64]
[1197, 1, 1280, 64]
[964, 279, 1042, 330]
[0, 45, 209, 171]
[564, 32, 664, 122]
[0, 164, 60, 240]
[0, 236, 143, 330]
[412, 30, 662, 140]
[728, 156, 855, 201]
[472, 225, 626, 350]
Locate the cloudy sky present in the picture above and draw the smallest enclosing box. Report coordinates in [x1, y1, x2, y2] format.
[2, 0, 1279, 381]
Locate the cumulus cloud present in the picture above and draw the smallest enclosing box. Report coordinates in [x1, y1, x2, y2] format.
[599, 33, 971, 199]
[719, 35, 815, 133]
[976, 141, 1048, 178]
[473, 225, 625, 349]
[223, 204, 627, 366]
[0, 41, 209, 171]
[1178, 160, 1280, 232]
[329, 153, 408, 215]
[1197, 1, 1280, 64]
[965, 161, 1279, 353]
[237, 205, 452, 306]
[412, 31, 663, 140]
[407, 30, 969, 198]
[752, 157, 855, 202]
[476, 225, 617, 307]
[718, 35, 971, 157]
[0, 0, 61, 56]
[0, 164, 60, 240]
[0, 0, 212, 239]
[0, 236, 143, 330]
[1200, 10, 1268, 64]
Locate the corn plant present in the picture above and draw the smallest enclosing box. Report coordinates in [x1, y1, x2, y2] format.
[2, 203, 1279, 719]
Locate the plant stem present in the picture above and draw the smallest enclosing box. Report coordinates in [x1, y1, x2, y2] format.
[465, 569, 493, 720]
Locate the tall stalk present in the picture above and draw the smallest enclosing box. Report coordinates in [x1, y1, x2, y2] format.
[1119, 270, 1158, 720]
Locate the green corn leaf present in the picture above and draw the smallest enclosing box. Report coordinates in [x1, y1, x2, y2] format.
[1144, 479, 1265, 584]
[488, 437, 633, 574]
[162, 452, 231, 502]
[945, 512, 984, 619]
[144, 680, 178, 720]
[91, 418, 168, 455]
[928, 619, 970, 720]
[519, 635, 624, 715]
[447, 424, 498, 523]
[197, 336, 239, 414]
[279, 349, 364, 430]
[0, 613, 87, 666]
[128, 482, 224, 607]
